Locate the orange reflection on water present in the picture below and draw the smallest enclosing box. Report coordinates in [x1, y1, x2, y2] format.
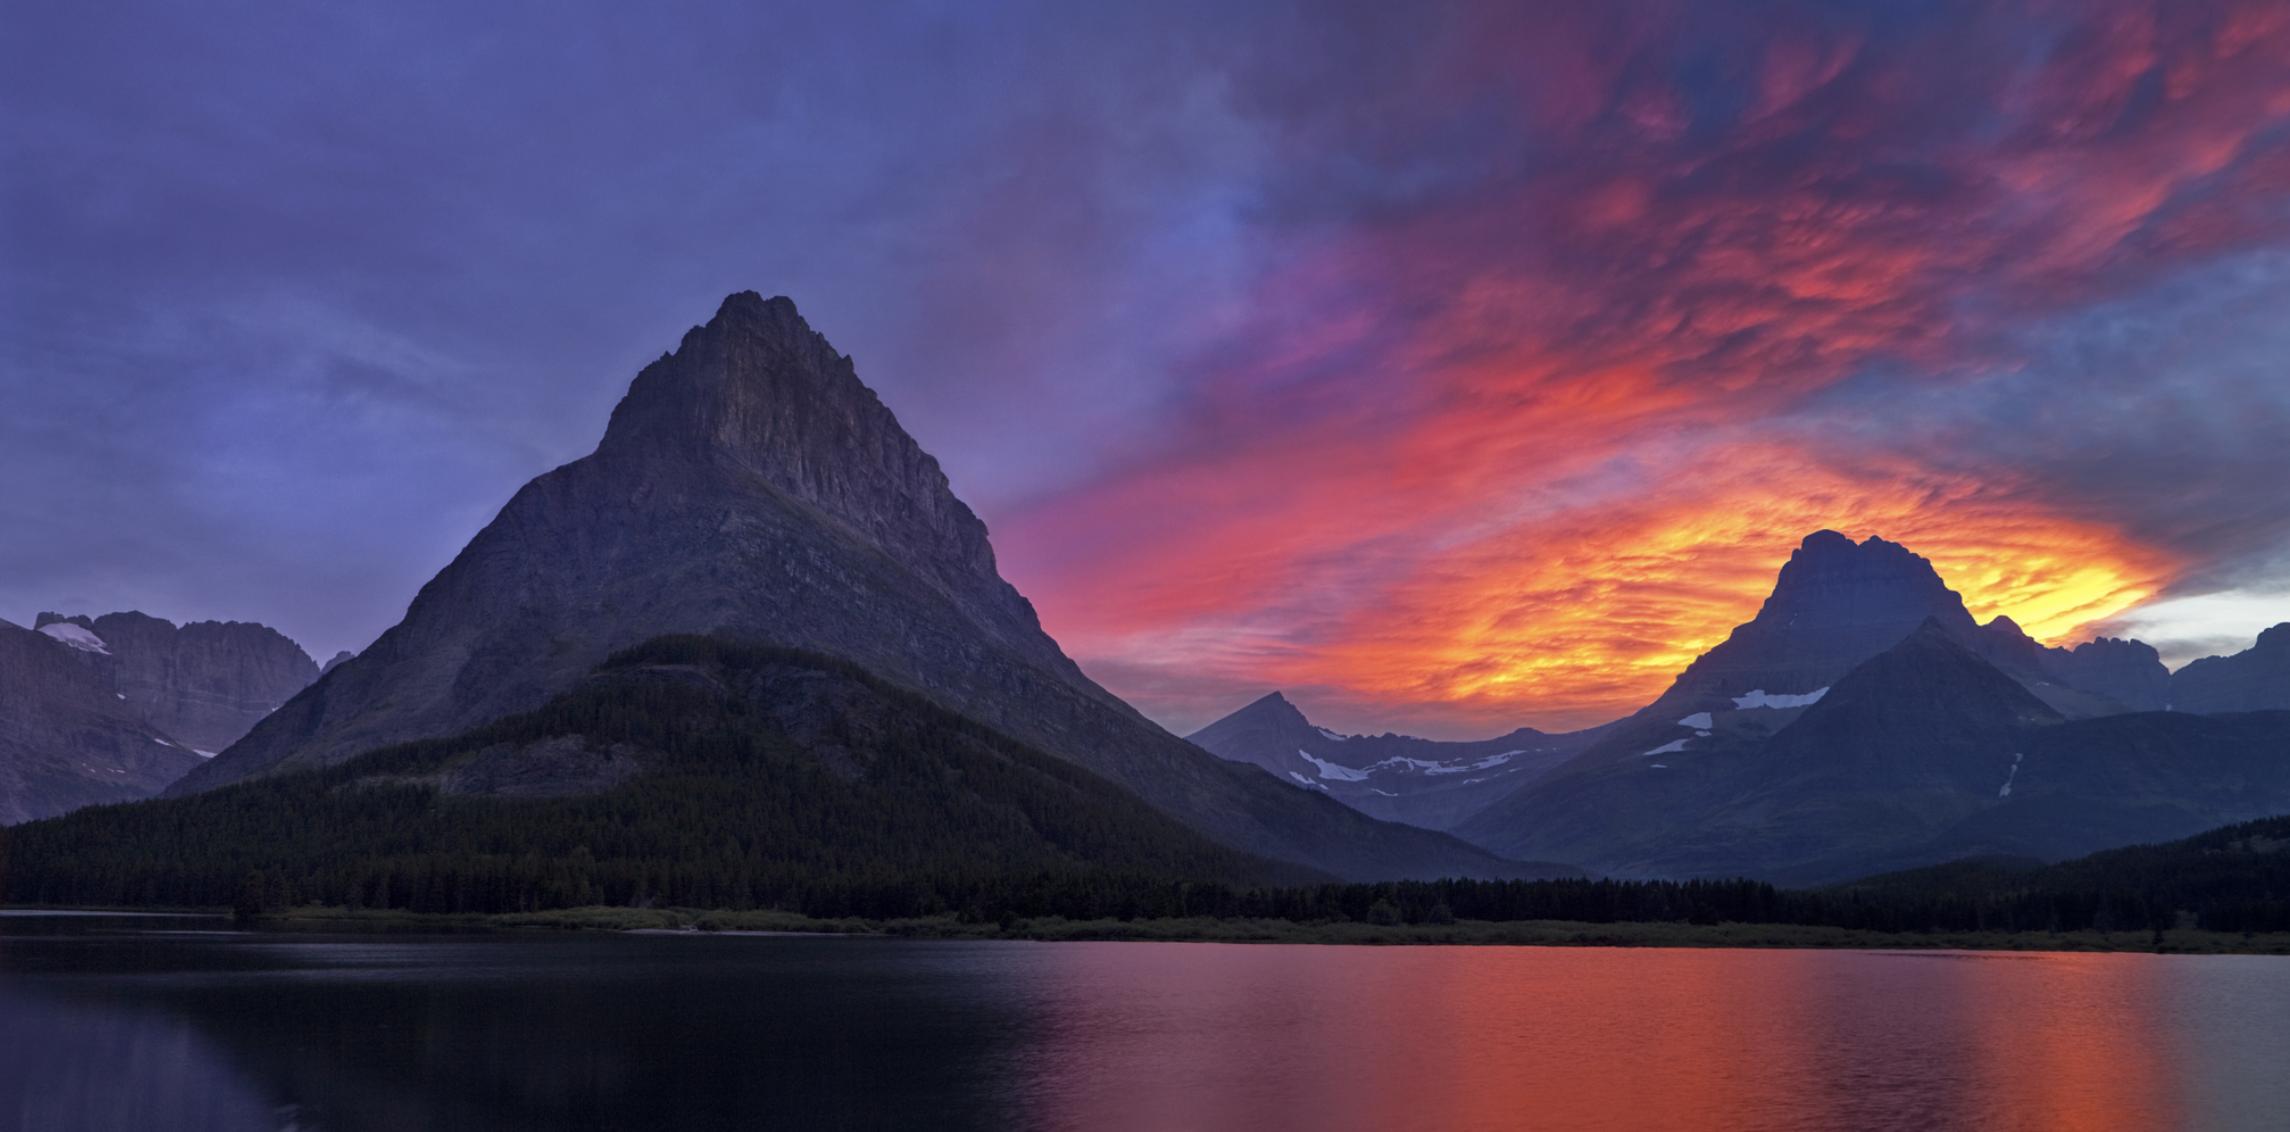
[1011, 945, 2178, 1132]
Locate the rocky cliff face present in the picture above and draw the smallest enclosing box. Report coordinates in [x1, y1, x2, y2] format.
[169, 293, 1530, 881]
[0, 619, 205, 824]
[35, 611, 319, 754]
[2170, 623, 2290, 713]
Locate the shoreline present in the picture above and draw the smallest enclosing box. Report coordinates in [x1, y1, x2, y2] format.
[11, 904, 2289, 954]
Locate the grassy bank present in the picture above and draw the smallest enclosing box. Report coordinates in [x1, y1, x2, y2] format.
[227, 904, 2290, 953]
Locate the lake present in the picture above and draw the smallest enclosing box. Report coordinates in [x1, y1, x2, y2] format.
[3, 913, 2287, 1132]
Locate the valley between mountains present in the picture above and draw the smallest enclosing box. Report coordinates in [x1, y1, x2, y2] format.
[4, 293, 2286, 922]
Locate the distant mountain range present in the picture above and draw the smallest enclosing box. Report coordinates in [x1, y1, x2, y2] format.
[0, 613, 319, 823]
[1447, 532, 2290, 883]
[1192, 529, 2287, 878]
[1186, 693, 1612, 830]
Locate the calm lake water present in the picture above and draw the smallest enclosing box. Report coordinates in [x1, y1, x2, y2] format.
[3, 913, 2288, 1132]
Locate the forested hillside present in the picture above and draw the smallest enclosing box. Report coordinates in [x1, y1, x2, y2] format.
[1, 637, 1321, 915]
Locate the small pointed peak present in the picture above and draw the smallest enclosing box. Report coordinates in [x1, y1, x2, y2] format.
[1984, 614, 2022, 632]
[1237, 690, 1310, 723]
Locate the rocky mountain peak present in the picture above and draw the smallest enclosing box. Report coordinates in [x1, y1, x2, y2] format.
[2047, 635, 2170, 712]
[1655, 531, 1979, 704]
[593, 292, 998, 591]
[1754, 531, 1974, 633]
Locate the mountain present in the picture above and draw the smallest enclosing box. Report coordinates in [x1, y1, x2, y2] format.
[35, 611, 320, 754]
[165, 293, 1539, 881]
[1452, 532, 2290, 882]
[1186, 692, 1612, 830]
[2046, 636, 2171, 711]
[2169, 623, 2290, 713]
[4, 637, 1331, 912]
[1457, 531, 2050, 851]
[321, 651, 356, 676]
[0, 619, 204, 824]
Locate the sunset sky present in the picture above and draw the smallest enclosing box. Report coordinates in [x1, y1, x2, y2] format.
[6, 1, 2288, 738]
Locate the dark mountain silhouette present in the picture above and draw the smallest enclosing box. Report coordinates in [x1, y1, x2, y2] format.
[1187, 691, 1611, 830]
[2169, 623, 2290, 714]
[166, 293, 1539, 881]
[1454, 533, 2290, 881]
[2046, 635, 2172, 711]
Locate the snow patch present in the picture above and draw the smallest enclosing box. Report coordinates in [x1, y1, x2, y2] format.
[1677, 712, 1713, 729]
[1370, 756, 1450, 774]
[1286, 771, 1330, 791]
[1642, 739, 1689, 757]
[39, 622, 110, 655]
[1425, 750, 1523, 776]
[1732, 687, 1828, 710]
[1649, 764, 1670, 769]
[1298, 750, 1372, 782]
[1316, 727, 1349, 742]
[1998, 751, 2023, 798]
[194, 750, 217, 759]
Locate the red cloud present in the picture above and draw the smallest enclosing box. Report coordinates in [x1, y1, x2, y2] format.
[995, 1, 2290, 735]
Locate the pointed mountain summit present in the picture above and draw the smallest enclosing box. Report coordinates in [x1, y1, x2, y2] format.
[1686, 529, 1979, 694]
[168, 294, 1531, 880]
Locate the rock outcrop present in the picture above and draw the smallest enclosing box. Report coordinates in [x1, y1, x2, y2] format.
[169, 293, 1535, 881]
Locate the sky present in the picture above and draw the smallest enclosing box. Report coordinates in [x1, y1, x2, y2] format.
[5, 0, 2289, 739]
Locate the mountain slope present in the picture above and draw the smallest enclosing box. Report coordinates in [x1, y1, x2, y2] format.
[0, 619, 204, 824]
[5, 637, 1330, 911]
[168, 293, 1535, 881]
[1187, 691, 1609, 830]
